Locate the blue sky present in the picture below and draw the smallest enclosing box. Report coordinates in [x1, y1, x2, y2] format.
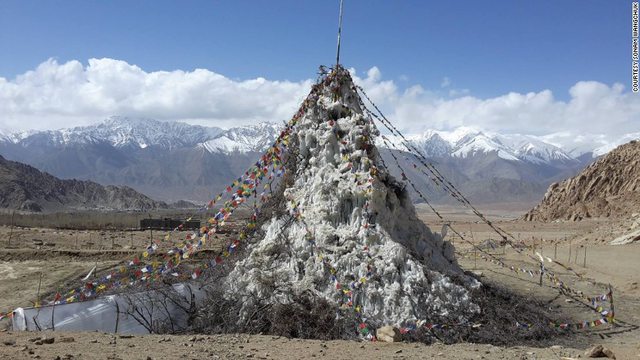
[0, 1, 638, 153]
[0, 1, 629, 99]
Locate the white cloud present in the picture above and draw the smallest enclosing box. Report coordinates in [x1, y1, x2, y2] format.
[0, 58, 314, 131]
[0, 58, 639, 154]
[349, 70, 640, 153]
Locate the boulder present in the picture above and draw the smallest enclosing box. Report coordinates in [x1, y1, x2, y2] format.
[376, 325, 401, 342]
[585, 344, 616, 358]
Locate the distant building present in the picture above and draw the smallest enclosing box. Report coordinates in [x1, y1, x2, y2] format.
[140, 218, 200, 230]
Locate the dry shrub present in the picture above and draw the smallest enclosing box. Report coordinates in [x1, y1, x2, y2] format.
[419, 276, 565, 346]
[191, 287, 358, 340]
[268, 291, 358, 340]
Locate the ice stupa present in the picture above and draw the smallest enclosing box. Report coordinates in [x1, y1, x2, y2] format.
[225, 67, 479, 329]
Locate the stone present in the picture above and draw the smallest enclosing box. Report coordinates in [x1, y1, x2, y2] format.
[2, 339, 15, 346]
[376, 325, 401, 343]
[59, 337, 75, 343]
[585, 345, 616, 358]
[41, 337, 55, 344]
[601, 347, 615, 359]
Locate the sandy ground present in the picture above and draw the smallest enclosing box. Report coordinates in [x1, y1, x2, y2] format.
[0, 331, 590, 360]
[0, 207, 639, 359]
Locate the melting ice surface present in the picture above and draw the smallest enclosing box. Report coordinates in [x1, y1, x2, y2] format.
[226, 69, 480, 327]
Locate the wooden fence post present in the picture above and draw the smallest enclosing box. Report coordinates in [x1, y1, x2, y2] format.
[36, 272, 43, 307]
[539, 262, 544, 287]
[8, 210, 15, 247]
[609, 284, 616, 327]
[470, 226, 477, 270]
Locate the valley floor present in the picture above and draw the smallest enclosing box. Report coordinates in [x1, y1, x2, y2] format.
[0, 207, 639, 359]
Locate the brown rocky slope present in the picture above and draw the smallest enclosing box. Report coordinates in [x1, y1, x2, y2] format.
[0, 155, 167, 212]
[524, 140, 640, 221]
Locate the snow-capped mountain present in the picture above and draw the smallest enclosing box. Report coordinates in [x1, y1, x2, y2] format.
[0, 117, 284, 202]
[2, 118, 629, 164]
[381, 127, 576, 165]
[539, 132, 640, 159]
[199, 122, 280, 154]
[2, 116, 282, 154]
[7, 116, 224, 150]
[592, 132, 640, 157]
[0, 118, 629, 205]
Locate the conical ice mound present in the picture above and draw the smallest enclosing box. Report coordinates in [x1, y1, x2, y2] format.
[225, 67, 480, 328]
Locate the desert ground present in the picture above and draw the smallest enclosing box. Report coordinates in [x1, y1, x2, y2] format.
[0, 205, 639, 359]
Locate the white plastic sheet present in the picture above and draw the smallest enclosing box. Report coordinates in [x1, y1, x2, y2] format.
[13, 283, 204, 334]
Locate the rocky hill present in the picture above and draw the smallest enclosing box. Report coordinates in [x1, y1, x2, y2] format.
[0, 155, 167, 212]
[524, 140, 640, 221]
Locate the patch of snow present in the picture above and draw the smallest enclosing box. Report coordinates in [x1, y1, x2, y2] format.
[451, 132, 520, 161]
[199, 122, 280, 154]
[593, 132, 640, 157]
[376, 128, 577, 164]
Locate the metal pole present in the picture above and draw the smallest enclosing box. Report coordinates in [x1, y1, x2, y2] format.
[335, 0, 344, 66]
[583, 246, 587, 267]
[554, 243, 557, 259]
[532, 236, 535, 254]
[568, 238, 571, 263]
[51, 302, 55, 331]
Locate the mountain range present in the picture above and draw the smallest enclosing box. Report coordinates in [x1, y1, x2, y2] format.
[0, 116, 632, 206]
